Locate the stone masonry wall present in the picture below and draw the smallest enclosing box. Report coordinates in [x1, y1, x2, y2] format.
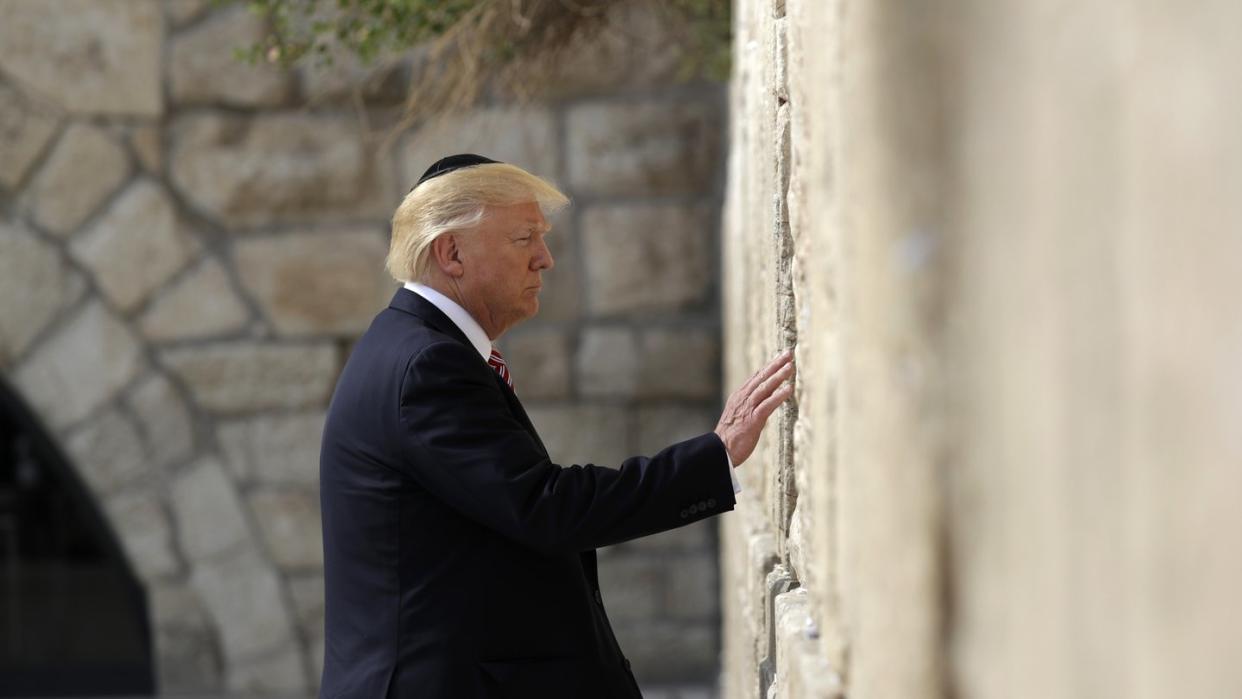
[0, 1, 728, 695]
[724, 1, 1242, 698]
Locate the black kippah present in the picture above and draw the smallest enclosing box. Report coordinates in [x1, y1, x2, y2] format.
[413, 153, 501, 189]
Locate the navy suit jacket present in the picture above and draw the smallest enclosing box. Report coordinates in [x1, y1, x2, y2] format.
[319, 288, 737, 698]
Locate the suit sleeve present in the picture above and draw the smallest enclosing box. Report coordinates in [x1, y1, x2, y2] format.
[396, 340, 737, 555]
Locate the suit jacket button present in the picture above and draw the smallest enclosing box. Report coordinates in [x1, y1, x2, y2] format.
[679, 509, 688, 519]
[698, 500, 708, 510]
[688, 503, 698, 514]
[707, 498, 717, 508]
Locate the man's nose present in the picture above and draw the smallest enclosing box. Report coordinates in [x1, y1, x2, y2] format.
[533, 237, 554, 271]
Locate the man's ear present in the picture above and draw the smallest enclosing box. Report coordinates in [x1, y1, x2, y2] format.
[430, 234, 465, 278]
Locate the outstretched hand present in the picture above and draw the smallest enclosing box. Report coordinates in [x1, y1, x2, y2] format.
[714, 349, 795, 466]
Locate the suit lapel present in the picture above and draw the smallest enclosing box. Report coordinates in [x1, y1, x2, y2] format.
[491, 372, 549, 458]
[389, 288, 550, 458]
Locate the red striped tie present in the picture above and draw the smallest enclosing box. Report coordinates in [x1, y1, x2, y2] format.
[488, 348, 513, 391]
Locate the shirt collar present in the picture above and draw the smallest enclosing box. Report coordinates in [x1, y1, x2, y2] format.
[403, 281, 492, 362]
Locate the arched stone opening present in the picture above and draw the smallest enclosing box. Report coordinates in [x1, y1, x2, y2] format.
[0, 377, 154, 696]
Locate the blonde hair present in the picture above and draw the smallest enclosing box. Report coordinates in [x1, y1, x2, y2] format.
[386, 163, 570, 283]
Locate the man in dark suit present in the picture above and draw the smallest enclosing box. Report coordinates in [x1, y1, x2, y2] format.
[319, 154, 794, 698]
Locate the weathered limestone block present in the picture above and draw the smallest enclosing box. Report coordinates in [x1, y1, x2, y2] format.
[216, 411, 325, 485]
[12, 300, 143, 429]
[27, 123, 130, 236]
[170, 456, 251, 561]
[0, 0, 162, 116]
[154, 623, 222, 693]
[578, 327, 718, 399]
[126, 372, 196, 467]
[0, 82, 60, 190]
[525, 404, 630, 468]
[160, 341, 338, 413]
[247, 488, 323, 571]
[102, 487, 181, 580]
[64, 407, 148, 496]
[399, 108, 558, 189]
[0, 220, 82, 363]
[581, 204, 712, 316]
[497, 328, 571, 399]
[233, 229, 392, 336]
[770, 587, 842, 699]
[169, 112, 387, 227]
[149, 581, 221, 693]
[636, 406, 717, 455]
[169, 5, 295, 108]
[566, 99, 721, 196]
[140, 258, 251, 341]
[70, 180, 198, 311]
[287, 573, 325, 637]
[190, 544, 296, 660]
[227, 644, 308, 693]
[128, 123, 163, 174]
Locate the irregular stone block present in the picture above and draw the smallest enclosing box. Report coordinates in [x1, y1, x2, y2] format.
[102, 487, 180, 580]
[287, 573, 325, 636]
[576, 327, 638, 397]
[70, 180, 198, 311]
[169, 5, 295, 108]
[161, 341, 338, 413]
[636, 406, 718, 456]
[525, 404, 630, 468]
[0, 82, 60, 190]
[169, 111, 388, 227]
[227, 644, 308, 693]
[247, 488, 323, 571]
[27, 123, 130, 236]
[598, 555, 666, 622]
[566, 99, 721, 196]
[613, 620, 717, 683]
[140, 258, 250, 342]
[170, 456, 251, 561]
[164, 0, 210, 28]
[64, 408, 148, 497]
[0, 0, 162, 116]
[149, 580, 210, 629]
[190, 544, 295, 661]
[0, 220, 81, 363]
[582, 204, 713, 316]
[579, 327, 719, 399]
[154, 623, 222, 694]
[665, 552, 720, 621]
[536, 220, 582, 321]
[638, 518, 712, 553]
[12, 300, 143, 429]
[216, 411, 325, 485]
[128, 123, 162, 174]
[233, 228, 392, 336]
[126, 372, 196, 467]
[496, 328, 571, 399]
[399, 107, 559, 191]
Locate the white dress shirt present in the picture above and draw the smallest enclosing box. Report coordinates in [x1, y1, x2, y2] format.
[402, 281, 741, 493]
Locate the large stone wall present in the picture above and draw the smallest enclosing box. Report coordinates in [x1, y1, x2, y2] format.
[0, 1, 727, 695]
[724, 0, 1242, 697]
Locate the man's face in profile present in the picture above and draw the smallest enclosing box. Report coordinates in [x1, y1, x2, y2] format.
[458, 200, 554, 337]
